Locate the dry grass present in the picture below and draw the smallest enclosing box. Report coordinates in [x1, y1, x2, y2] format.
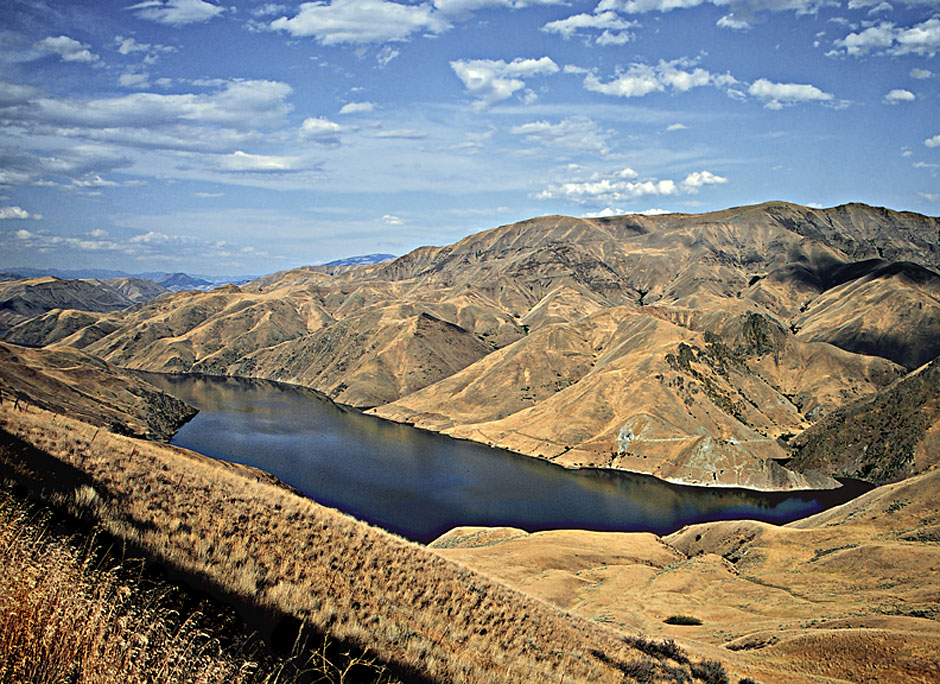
[0, 492, 274, 684]
[0, 401, 727, 684]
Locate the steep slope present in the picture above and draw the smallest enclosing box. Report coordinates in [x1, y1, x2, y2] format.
[0, 341, 194, 440]
[8, 202, 938, 489]
[0, 276, 162, 332]
[787, 354, 940, 484]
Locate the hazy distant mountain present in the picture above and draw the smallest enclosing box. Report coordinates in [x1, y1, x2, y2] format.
[3, 267, 255, 287]
[322, 253, 396, 267]
[7, 201, 939, 490]
[154, 272, 213, 291]
[0, 276, 167, 333]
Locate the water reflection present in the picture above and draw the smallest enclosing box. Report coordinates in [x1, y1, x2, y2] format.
[143, 373, 871, 544]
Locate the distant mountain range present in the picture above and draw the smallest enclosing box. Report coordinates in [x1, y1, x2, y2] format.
[322, 253, 396, 267]
[0, 267, 255, 287]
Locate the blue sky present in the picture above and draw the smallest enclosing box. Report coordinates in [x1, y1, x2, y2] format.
[1, 0, 938, 275]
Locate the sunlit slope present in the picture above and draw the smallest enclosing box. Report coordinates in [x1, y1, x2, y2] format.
[433, 467, 940, 683]
[0, 341, 194, 440]
[5, 201, 938, 488]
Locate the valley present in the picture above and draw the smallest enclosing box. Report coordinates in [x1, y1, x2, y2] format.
[2, 200, 939, 683]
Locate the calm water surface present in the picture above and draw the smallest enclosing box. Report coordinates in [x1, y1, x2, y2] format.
[145, 373, 871, 544]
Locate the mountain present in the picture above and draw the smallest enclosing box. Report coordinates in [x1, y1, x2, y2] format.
[155, 272, 213, 291]
[323, 253, 396, 267]
[0, 276, 167, 333]
[2, 267, 257, 287]
[0, 341, 195, 440]
[787, 354, 940, 484]
[6, 201, 938, 490]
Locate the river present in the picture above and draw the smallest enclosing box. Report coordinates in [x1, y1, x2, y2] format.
[144, 373, 871, 544]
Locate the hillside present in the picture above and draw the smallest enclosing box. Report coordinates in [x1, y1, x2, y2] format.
[0, 341, 195, 440]
[433, 466, 940, 683]
[0, 389, 746, 684]
[5, 201, 939, 490]
[0, 276, 166, 333]
[787, 354, 940, 484]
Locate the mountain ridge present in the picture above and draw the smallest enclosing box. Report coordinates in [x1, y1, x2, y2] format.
[4, 201, 938, 491]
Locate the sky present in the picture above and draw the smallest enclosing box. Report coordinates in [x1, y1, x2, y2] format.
[1, 0, 939, 275]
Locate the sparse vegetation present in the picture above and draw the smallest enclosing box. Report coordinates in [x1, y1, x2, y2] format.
[0, 401, 724, 684]
[664, 615, 703, 626]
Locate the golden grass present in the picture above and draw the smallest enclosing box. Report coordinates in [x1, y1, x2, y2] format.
[0, 492, 277, 684]
[0, 401, 729, 684]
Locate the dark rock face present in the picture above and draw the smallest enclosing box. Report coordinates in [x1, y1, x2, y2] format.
[789, 355, 940, 485]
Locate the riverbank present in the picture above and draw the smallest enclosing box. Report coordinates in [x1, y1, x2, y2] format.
[0, 399, 748, 684]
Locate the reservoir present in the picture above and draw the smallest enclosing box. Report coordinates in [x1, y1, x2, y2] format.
[145, 373, 871, 544]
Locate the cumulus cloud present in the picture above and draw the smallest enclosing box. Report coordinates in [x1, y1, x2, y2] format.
[883, 88, 915, 104]
[382, 214, 403, 224]
[534, 168, 726, 206]
[128, 0, 226, 26]
[748, 77, 833, 109]
[339, 101, 376, 114]
[510, 116, 613, 155]
[450, 56, 559, 109]
[833, 18, 940, 57]
[0, 206, 42, 220]
[926, 134, 940, 148]
[270, 0, 450, 44]
[666, 122, 687, 131]
[221, 150, 305, 172]
[583, 58, 736, 99]
[911, 68, 933, 79]
[299, 116, 343, 143]
[541, 11, 637, 44]
[33, 36, 99, 63]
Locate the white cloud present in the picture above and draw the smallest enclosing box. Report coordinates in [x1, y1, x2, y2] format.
[118, 70, 151, 89]
[682, 170, 727, 189]
[128, 0, 226, 26]
[450, 57, 559, 109]
[115, 36, 175, 58]
[252, 2, 286, 16]
[534, 168, 726, 206]
[33, 36, 99, 63]
[926, 134, 940, 148]
[270, 0, 450, 44]
[637, 207, 671, 215]
[911, 68, 933, 79]
[716, 13, 751, 29]
[31, 80, 293, 132]
[194, 191, 224, 197]
[748, 77, 833, 109]
[0, 206, 42, 220]
[371, 128, 427, 139]
[382, 214, 403, 224]
[221, 150, 305, 172]
[541, 11, 637, 44]
[433, 0, 567, 17]
[510, 116, 613, 155]
[883, 88, 915, 104]
[15, 229, 33, 240]
[834, 18, 940, 57]
[299, 116, 343, 143]
[666, 122, 687, 131]
[583, 58, 736, 99]
[377, 46, 400, 65]
[921, 193, 939, 202]
[867, 1, 893, 13]
[339, 101, 376, 114]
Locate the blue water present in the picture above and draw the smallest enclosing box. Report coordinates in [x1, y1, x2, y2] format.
[145, 373, 871, 544]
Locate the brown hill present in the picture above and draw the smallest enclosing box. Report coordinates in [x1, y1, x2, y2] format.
[0, 276, 166, 333]
[0, 341, 194, 440]
[6, 201, 938, 489]
[434, 466, 940, 683]
[787, 353, 940, 484]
